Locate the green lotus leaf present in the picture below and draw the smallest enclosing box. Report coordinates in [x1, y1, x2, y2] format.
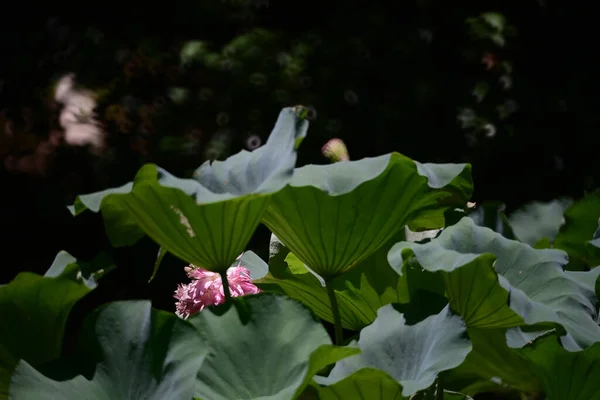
[238, 250, 269, 280]
[516, 330, 600, 400]
[191, 106, 308, 191]
[314, 368, 403, 399]
[554, 192, 600, 270]
[262, 153, 472, 279]
[317, 369, 474, 400]
[10, 301, 208, 400]
[188, 294, 359, 400]
[315, 305, 472, 397]
[388, 217, 600, 350]
[255, 232, 444, 331]
[70, 107, 308, 271]
[0, 251, 105, 400]
[444, 328, 542, 396]
[507, 198, 571, 246]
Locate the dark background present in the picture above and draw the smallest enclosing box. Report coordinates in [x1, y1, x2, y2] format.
[1, 1, 597, 321]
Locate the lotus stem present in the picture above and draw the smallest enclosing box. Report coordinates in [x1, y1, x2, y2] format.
[435, 375, 444, 400]
[326, 282, 343, 345]
[220, 270, 232, 302]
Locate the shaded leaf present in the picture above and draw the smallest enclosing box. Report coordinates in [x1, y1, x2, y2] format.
[188, 294, 357, 400]
[517, 330, 600, 400]
[388, 217, 600, 350]
[555, 192, 600, 270]
[257, 232, 443, 331]
[43, 251, 114, 282]
[148, 246, 167, 283]
[10, 301, 207, 400]
[444, 328, 542, 396]
[315, 368, 403, 399]
[0, 252, 102, 399]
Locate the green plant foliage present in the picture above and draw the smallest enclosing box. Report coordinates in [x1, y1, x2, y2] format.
[188, 294, 359, 400]
[475, 194, 600, 269]
[0, 251, 106, 399]
[257, 233, 444, 331]
[7, 105, 600, 399]
[10, 301, 208, 400]
[444, 328, 542, 396]
[315, 368, 403, 399]
[388, 217, 600, 350]
[314, 305, 472, 397]
[507, 198, 571, 246]
[554, 192, 600, 269]
[262, 153, 472, 279]
[238, 250, 269, 280]
[69, 107, 308, 271]
[516, 330, 600, 400]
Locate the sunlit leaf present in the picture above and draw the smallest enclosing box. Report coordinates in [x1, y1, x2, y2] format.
[388, 217, 600, 350]
[70, 107, 308, 272]
[315, 305, 472, 397]
[262, 153, 472, 279]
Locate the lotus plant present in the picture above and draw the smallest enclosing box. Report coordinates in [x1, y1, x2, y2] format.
[18, 107, 597, 400]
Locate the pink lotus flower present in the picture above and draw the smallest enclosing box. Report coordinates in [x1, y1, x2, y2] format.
[174, 254, 261, 319]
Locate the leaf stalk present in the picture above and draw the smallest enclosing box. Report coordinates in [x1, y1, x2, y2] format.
[326, 281, 343, 345]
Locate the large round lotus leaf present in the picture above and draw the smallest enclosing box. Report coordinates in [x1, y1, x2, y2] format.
[262, 153, 472, 279]
[188, 294, 359, 400]
[315, 305, 472, 397]
[10, 301, 208, 400]
[256, 232, 444, 331]
[516, 330, 600, 400]
[388, 217, 600, 350]
[0, 252, 103, 400]
[69, 107, 308, 272]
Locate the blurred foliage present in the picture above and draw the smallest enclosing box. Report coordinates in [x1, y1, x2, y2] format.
[2, 2, 597, 199]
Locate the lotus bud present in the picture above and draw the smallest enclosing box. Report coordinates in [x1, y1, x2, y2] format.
[322, 138, 349, 162]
